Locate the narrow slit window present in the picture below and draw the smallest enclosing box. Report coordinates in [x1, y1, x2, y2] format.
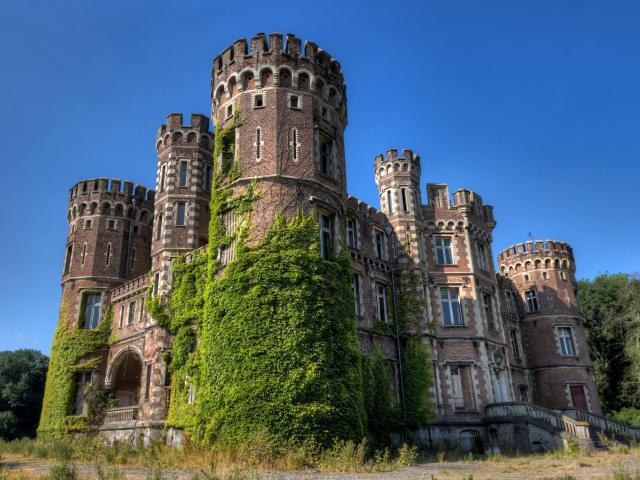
[131, 248, 136, 268]
[176, 203, 186, 226]
[156, 214, 163, 239]
[387, 190, 394, 214]
[81, 243, 87, 266]
[401, 188, 408, 212]
[179, 162, 188, 187]
[64, 244, 73, 274]
[105, 243, 111, 266]
[292, 128, 298, 160]
[160, 164, 166, 192]
[256, 128, 261, 159]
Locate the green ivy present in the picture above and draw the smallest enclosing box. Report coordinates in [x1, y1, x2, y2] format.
[38, 291, 113, 438]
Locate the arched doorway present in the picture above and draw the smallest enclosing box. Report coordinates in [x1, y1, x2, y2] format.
[108, 349, 143, 408]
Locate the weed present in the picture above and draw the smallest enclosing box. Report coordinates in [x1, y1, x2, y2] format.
[46, 461, 76, 480]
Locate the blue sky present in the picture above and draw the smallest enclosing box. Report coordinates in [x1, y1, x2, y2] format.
[1, 0, 639, 354]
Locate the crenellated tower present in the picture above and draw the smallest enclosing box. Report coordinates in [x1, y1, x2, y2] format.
[152, 113, 214, 294]
[210, 33, 349, 243]
[62, 178, 154, 331]
[497, 241, 601, 414]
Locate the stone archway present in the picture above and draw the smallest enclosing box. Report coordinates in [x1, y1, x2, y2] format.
[107, 349, 143, 408]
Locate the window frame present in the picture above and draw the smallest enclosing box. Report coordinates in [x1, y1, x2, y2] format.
[450, 365, 476, 411]
[253, 93, 264, 108]
[346, 218, 357, 249]
[525, 289, 539, 313]
[156, 214, 163, 240]
[476, 242, 487, 271]
[82, 293, 102, 330]
[374, 229, 385, 260]
[483, 293, 496, 330]
[509, 328, 521, 359]
[127, 300, 136, 326]
[352, 275, 360, 316]
[205, 164, 213, 192]
[375, 282, 388, 323]
[558, 327, 576, 356]
[441, 289, 463, 326]
[436, 237, 454, 265]
[319, 213, 333, 260]
[176, 202, 186, 226]
[318, 135, 333, 177]
[289, 94, 300, 109]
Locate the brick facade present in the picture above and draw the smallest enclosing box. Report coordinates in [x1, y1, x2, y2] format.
[52, 32, 601, 443]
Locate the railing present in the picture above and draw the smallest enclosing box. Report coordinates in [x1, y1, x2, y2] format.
[556, 407, 640, 441]
[486, 402, 590, 439]
[111, 275, 150, 300]
[103, 406, 139, 423]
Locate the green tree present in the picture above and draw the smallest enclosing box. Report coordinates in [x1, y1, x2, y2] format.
[619, 276, 640, 406]
[0, 349, 49, 439]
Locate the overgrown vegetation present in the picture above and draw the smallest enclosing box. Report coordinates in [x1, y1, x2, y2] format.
[578, 273, 640, 415]
[37, 295, 113, 438]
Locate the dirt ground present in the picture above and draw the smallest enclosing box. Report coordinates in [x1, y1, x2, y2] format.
[2, 451, 640, 480]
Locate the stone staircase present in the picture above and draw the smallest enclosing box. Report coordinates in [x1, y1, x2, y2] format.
[486, 402, 640, 450]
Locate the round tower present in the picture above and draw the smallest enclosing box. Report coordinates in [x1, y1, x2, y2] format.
[152, 113, 214, 294]
[210, 33, 349, 242]
[497, 240, 601, 414]
[62, 178, 154, 331]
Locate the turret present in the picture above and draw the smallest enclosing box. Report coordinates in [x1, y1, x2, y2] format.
[374, 149, 422, 219]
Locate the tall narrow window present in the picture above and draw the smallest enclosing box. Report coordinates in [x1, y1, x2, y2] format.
[374, 230, 384, 259]
[219, 211, 237, 265]
[176, 203, 186, 226]
[346, 218, 356, 248]
[451, 366, 476, 411]
[477, 243, 487, 271]
[156, 214, 163, 239]
[221, 132, 236, 173]
[205, 165, 213, 192]
[291, 128, 298, 160]
[119, 304, 125, 328]
[153, 273, 160, 296]
[319, 138, 332, 176]
[81, 243, 87, 266]
[83, 294, 101, 329]
[436, 238, 453, 265]
[130, 248, 136, 269]
[179, 161, 188, 187]
[387, 190, 394, 214]
[319, 214, 332, 259]
[483, 294, 495, 330]
[145, 364, 152, 400]
[510, 329, 521, 359]
[105, 243, 111, 266]
[418, 232, 425, 262]
[401, 188, 408, 212]
[255, 128, 261, 160]
[375, 283, 387, 323]
[441, 289, 462, 325]
[64, 244, 73, 274]
[558, 327, 575, 356]
[525, 290, 538, 313]
[352, 275, 360, 315]
[160, 164, 166, 192]
[128, 301, 136, 325]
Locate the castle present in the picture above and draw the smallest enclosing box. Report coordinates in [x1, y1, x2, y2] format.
[42, 33, 626, 452]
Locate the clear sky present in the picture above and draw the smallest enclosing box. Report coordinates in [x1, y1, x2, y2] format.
[1, 0, 639, 354]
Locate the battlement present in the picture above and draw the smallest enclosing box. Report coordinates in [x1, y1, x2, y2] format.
[498, 240, 575, 273]
[374, 149, 421, 183]
[67, 179, 155, 221]
[451, 189, 495, 224]
[213, 33, 343, 82]
[347, 195, 389, 225]
[156, 113, 214, 153]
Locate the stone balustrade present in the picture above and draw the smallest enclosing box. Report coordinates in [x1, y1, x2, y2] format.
[104, 406, 139, 423]
[557, 407, 640, 441]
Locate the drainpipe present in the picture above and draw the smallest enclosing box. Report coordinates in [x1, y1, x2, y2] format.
[385, 226, 408, 443]
[124, 197, 137, 280]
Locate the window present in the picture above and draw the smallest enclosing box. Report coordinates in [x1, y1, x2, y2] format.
[441, 289, 462, 326]
[159, 164, 166, 192]
[108, 220, 115, 229]
[119, 304, 125, 328]
[436, 238, 453, 265]
[105, 243, 111, 266]
[153, 273, 160, 296]
[72, 372, 93, 415]
[64, 244, 73, 274]
[505, 291, 515, 314]
[375, 283, 388, 323]
[176, 203, 186, 226]
[205, 165, 213, 192]
[145, 364, 152, 400]
[524, 274, 530, 282]
[477, 243, 487, 271]
[253, 94, 264, 108]
[560, 271, 566, 280]
[83, 294, 101, 329]
[219, 210, 237, 265]
[187, 381, 195, 404]
[558, 327, 575, 356]
[156, 214, 163, 239]
[81, 243, 87, 266]
[483, 294, 495, 330]
[319, 213, 332, 259]
[319, 137, 332, 176]
[84, 219, 92, 229]
[418, 232, 425, 262]
[133, 225, 139, 234]
[221, 131, 236, 172]
[346, 218, 356, 248]
[387, 190, 394, 214]
[291, 128, 299, 161]
[352, 275, 360, 315]
[525, 290, 538, 313]
[179, 161, 188, 187]
[127, 301, 136, 325]
[130, 248, 136, 269]
[519, 385, 529, 403]
[401, 188, 408, 212]
[289, 95, 299, 109]
[450, 366, 476, 410]
[510, 329, 521, 359]
[226, 104, 233, 118]
[543, 271, 548, 279]
[374, 230, 384, 259]
[255, 128, 262, 160]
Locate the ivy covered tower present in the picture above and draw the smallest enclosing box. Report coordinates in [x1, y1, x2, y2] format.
[211, 33, 349, 246]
